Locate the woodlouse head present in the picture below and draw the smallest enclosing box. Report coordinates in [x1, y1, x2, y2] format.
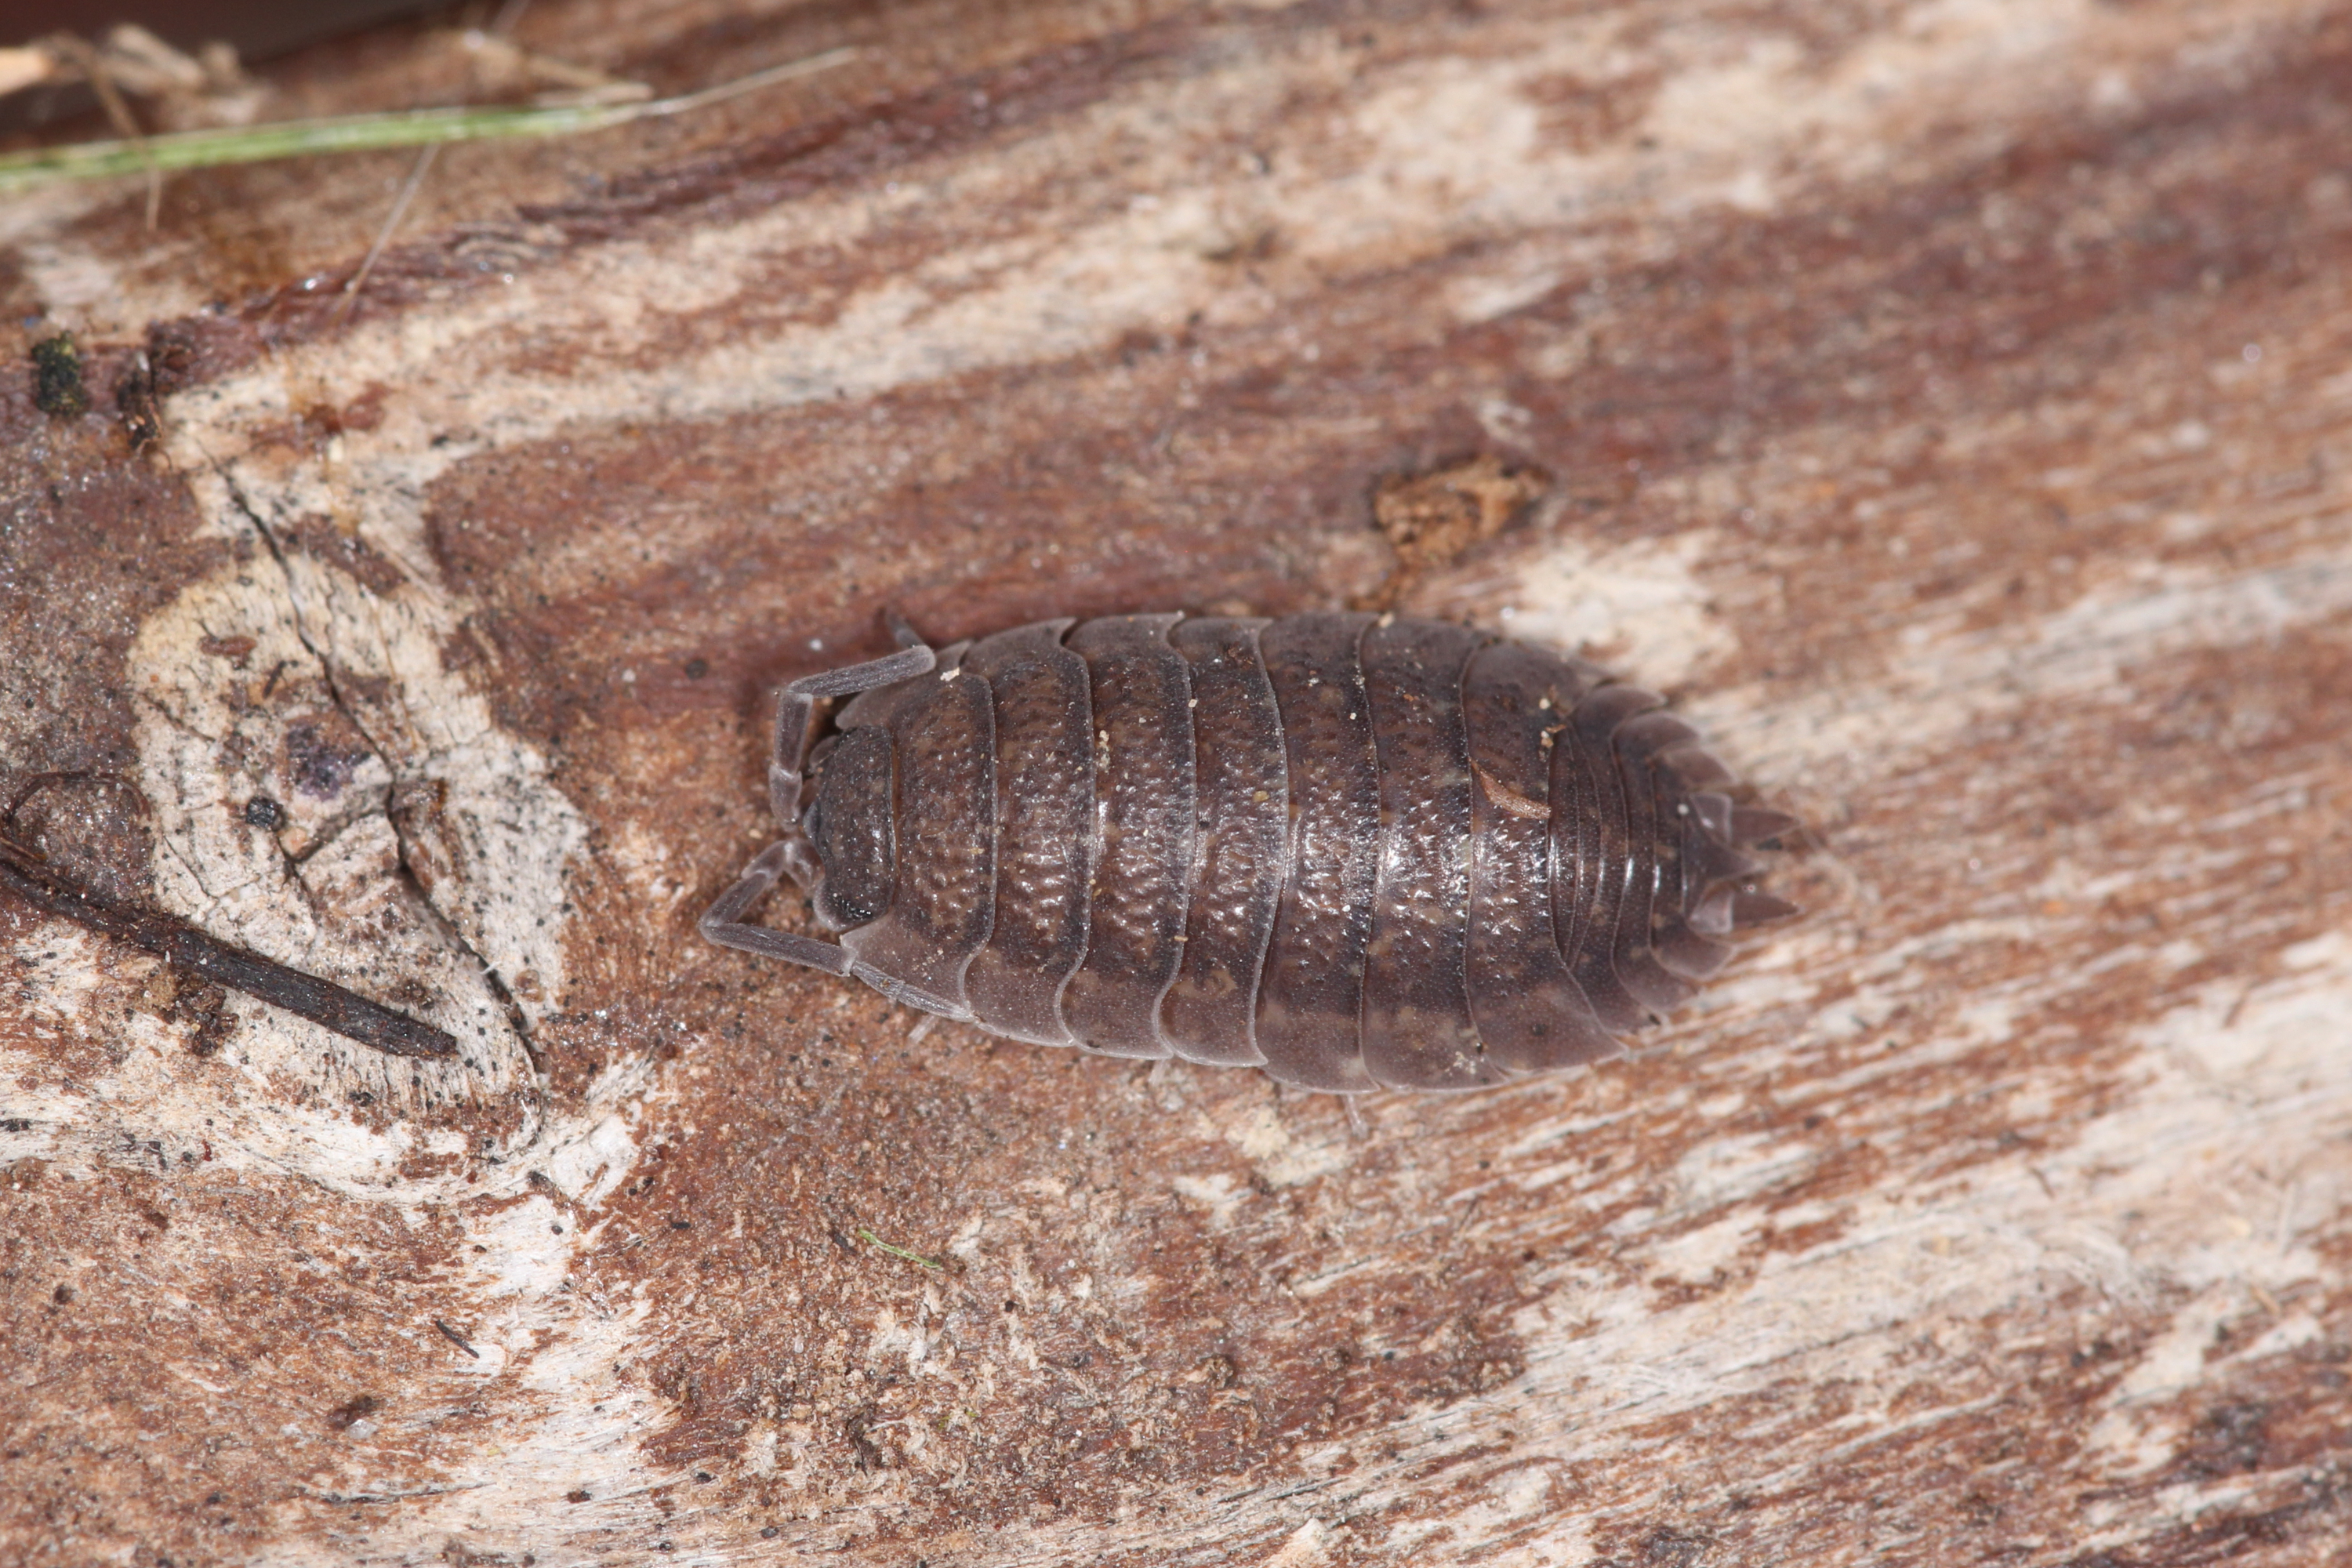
[803, 725, 895, 931]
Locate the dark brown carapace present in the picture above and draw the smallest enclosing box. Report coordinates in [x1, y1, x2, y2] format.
[702, 612, 1795, 1093]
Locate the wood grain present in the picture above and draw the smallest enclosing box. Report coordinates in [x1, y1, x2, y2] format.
[3, 2, 2349, 1563]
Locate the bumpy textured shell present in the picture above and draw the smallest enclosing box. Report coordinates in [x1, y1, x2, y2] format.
[779, 611, 1792, 1093]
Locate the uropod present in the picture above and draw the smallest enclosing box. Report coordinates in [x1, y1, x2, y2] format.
[702, 612, 1795, 1093]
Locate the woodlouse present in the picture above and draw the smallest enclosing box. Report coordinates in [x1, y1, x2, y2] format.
[702, 612, 1795, 1092]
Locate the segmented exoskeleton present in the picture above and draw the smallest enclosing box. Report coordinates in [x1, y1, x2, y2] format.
[702, 612, 1794, 1092]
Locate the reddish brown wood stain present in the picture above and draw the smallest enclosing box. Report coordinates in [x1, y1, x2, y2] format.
[4, 0, 2351, 1564]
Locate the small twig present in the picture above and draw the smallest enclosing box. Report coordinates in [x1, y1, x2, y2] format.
[4, 769, 153, 829]
[855, 1228, 941, 1270]
[0, 838, 457, 1060]
[433, 1318, 482, 1359]
[0, 46, 860, 192]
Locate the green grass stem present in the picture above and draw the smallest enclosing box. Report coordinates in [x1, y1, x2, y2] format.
[855, 1228, 942, 1270]
[0, 46, 857, 192]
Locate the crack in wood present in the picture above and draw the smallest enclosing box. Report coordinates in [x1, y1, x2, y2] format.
[193, 465, 545, 1073]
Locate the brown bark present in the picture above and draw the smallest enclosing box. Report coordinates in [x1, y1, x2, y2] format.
[3, 2, 2349, 1564]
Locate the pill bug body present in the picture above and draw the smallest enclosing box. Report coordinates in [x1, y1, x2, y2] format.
[702, 612, 1795, 1092]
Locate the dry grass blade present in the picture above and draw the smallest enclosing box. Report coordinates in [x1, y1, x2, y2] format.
[0, 45, 858, 192]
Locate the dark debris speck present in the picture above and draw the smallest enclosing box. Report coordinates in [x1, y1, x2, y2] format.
[31, 332, 89, 417]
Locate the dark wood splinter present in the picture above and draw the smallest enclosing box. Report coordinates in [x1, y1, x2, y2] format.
[0, 840, 459, 1061]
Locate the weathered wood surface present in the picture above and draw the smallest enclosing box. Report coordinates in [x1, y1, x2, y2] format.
[4, 2, 2350, 1563]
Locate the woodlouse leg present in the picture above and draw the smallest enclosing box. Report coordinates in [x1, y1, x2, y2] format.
[768, 643, 939, 836]
[699, 841, 855, 975]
